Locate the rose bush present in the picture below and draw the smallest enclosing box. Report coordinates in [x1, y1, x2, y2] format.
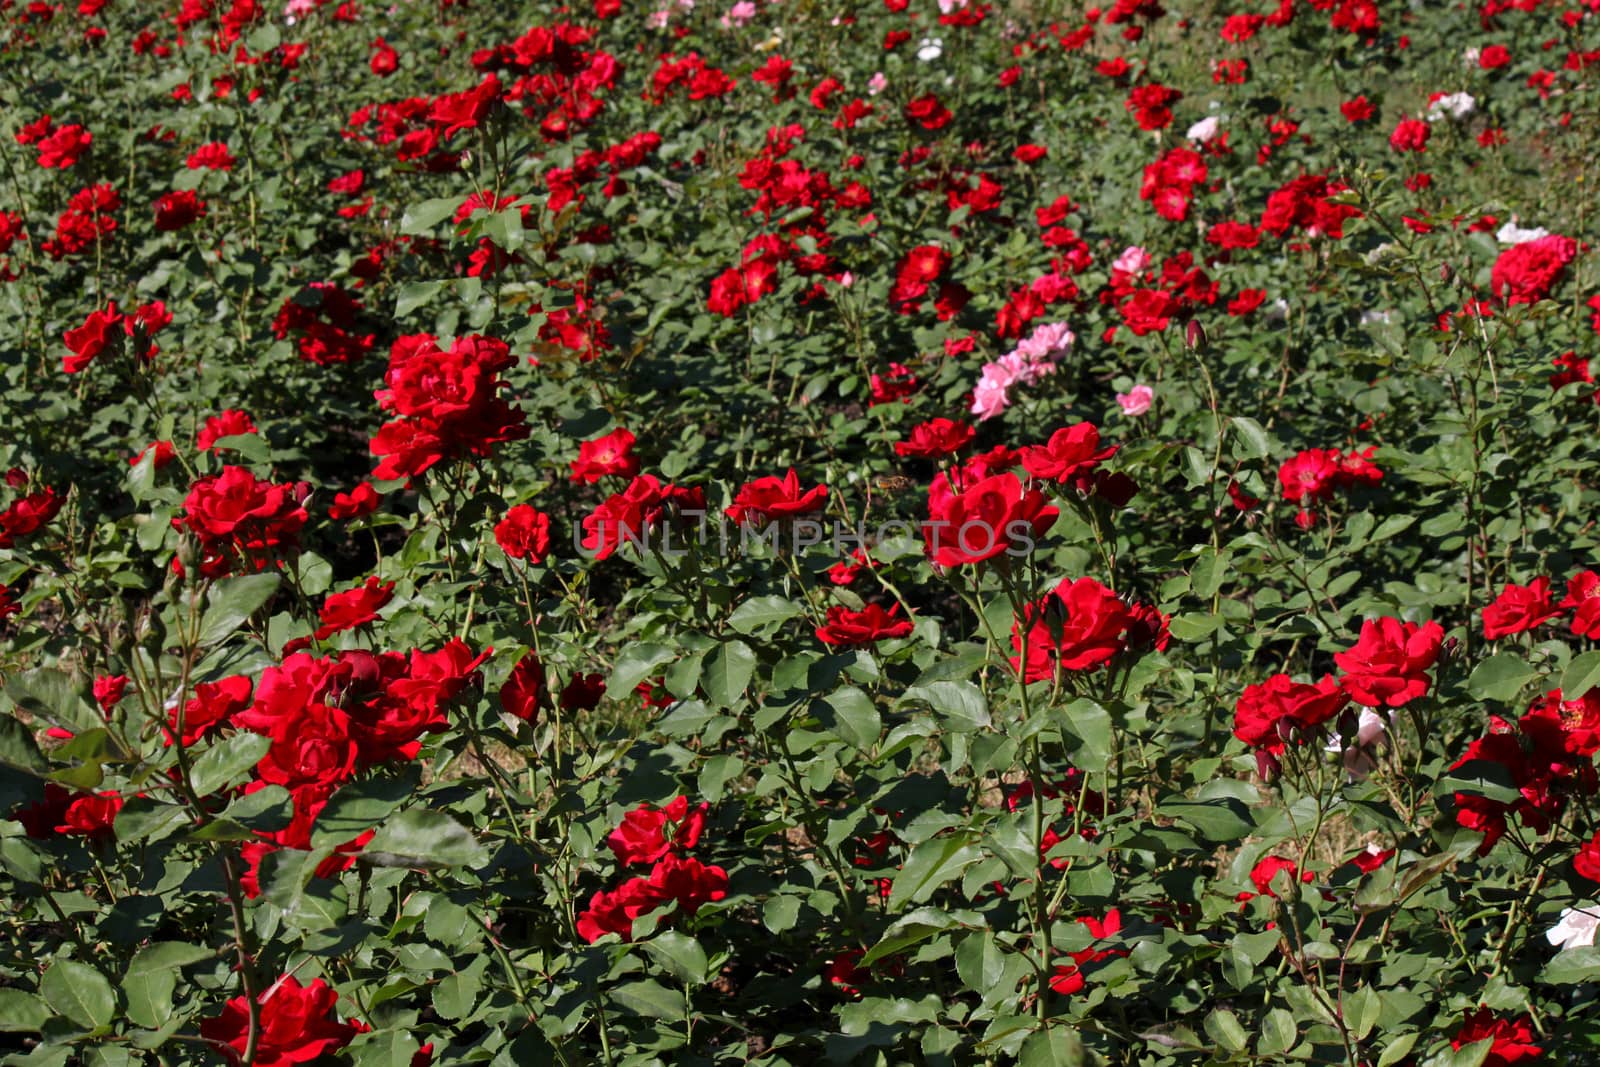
[1, 0, 1600, 1064]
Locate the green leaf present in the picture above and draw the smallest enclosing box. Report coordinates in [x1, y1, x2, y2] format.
[610, 978, 684, 1020]
[955, 931, 1010, 994]
[196, 574, 281, 647]
[888, 835, 980, 911]
[1159, 798, 1254, 842]
[728, 596, 802, 634]
[1230, 416, 1273, 460]
[1259, 1008, 1297, 1056]
[1060, 699, 1112, 772]
[1539, 945, 1600, 984]
[900, 681, 990, 732]
[6, 669, 101, 735]
[0, 715, 48, 777]
[1438, 760, 1522, 805]
[606, 643, 676, 700]
[862, 907, 960, 965]
[261, 846, 347, 929]
[40, 959, 116, 1030]
[1204, 1008, 1247, 1052]
[1466, 654, 1537, 702]
[352, 1030, 424, 1067]
[703, 639, 757, 707]
[1019, 1027, 1087, 1066]
[0, 989, 51, 1032]
[122, 968, 175, 1030]
[763, 895, 800, 934]
[642, 931, 709, 985]
[400, 197, 462, 234]
[312, 772, 418, 847]
[1191, 549, 1231, 599]
[1562, 650, 1600, 699]
[188, 731, 272, 797]
[432, 968, 482, 1021]
[822, 687, 881, 751]
[1378, 1032, 1420, 1067]
[395, 280, 448, 317]
[362, 808, 488, 869]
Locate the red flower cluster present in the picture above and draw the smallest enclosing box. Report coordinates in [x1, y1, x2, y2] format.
[1276, 446, 1382, 526]
[1491, 234, 1578, 305]
[200, 976, 368, 1067]
[1010, 576, 1166, 681]
[578, 797, 727, 943]
[1049, 909, 1126, 995]
[370, 333, 529, 481]
[172, 466, 310, 577]
[41, 184, 119, 260]
[815, 602, 914, 647]
[726, 468, 829, 525]
[270, 282, 375, 366]
[582, 474, 705, 560]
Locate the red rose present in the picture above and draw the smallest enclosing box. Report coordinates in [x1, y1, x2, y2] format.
[1048, 910, 1125, 995]
[499, 653, 547, 722]
[1334, 617, 1445, 708]
[1010, 576, 1131, 680]
[199, 976, 368, 1067]
[559, 672, 605, 712]
[815, 602, 915, 647]
[63, 304, 123, 373]
[570, 428, 640, 484]
[153, 189, 206, 231]
[494, 504, 552, 563]
[36, 124, 91, 168]
[0, 487, 62, 548]
[370, 37, 398, 76]
[1019, 423, 1118, 489]
[130, 440, 178, 469]
[167, 675, 253, 746]
[1577, 832, 1600, 882]
[894, 418, 974, 459]
[172, 466, 309, 576]
[924, 471, 1057, 568]
[1492, 234, 1578, 305]
[1388, 117, 1430, 152]
[726, 469, 829, 525]
[253, 700, 360, 792]
[370, 333, 528, 480]
[606, 796, 709, 866]
[1451, 1008, 1542, 1067]
[196, 409, 259, 451]
[328, 482, 381, 521]
[904, 93, 952, 130]
[582, 475, 701, 560]
[1233, 674, 1349, 754]
[1560, 570, 1600, 638]
[1482, 577, 1561, 639]
[56, 791, 122, 837]
[315, 576, 394, 640]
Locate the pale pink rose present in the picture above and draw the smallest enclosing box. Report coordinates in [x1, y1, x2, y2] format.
[721, 0, 756, 26]
[1014, 322, 1074, 362]
[1112, 245, 1150, 274]
[283, 0, 314, 15]
[867, 72, 888, 96]
[1116, 384, 1154, 416]
[970, 364, 1016, 421]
